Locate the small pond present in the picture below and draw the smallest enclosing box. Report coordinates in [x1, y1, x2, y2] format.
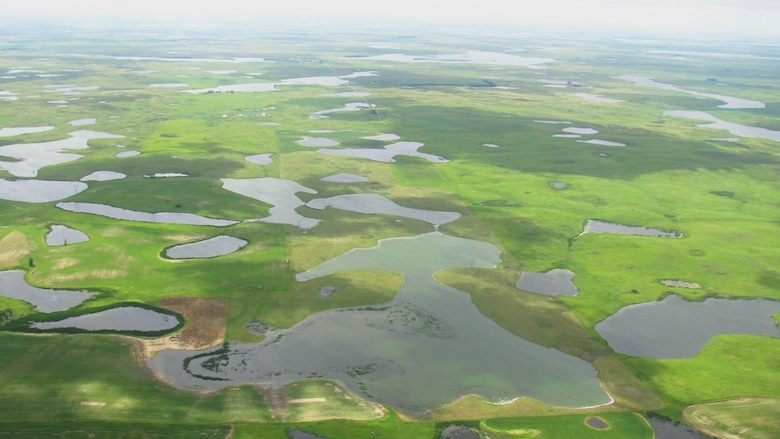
[362, 133, 399, 141]
[534, 120, 571, 124]
[297, 137, 340, 147]
[56, 202, 238, 227]
[562, 127, 599, 135]
[143, 173, 188, 178]
[516, 269, 578, 296]
[320, 173, 368, 183]
[645, 417, 709, 439]
[305, 193, 461, 226]
[318, 141, 447, 163]
[45, 224, 90, 246]
[583, 220, 679, 237]
[68, 118, 96, 126]
[33, 306, 180, 332]
[81, 171, 126, 181]
[245, 153, 273, 165]
[150, 232, 611, 414]
[0, 270, 94, 312]
[288, 431, 328, 439]
[165, 235, 248, 259]
[595, 295, 780, 358]
[577, 139, 626, 147]
[0, 179, 87, 203]
[309, 102, 374, 119]
[575, 93, 623, 104]
[115, 150, 140, 158]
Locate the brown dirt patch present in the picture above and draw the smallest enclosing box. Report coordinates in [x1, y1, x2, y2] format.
[139, 296, 228, 359]
[0, 231, 31, 268]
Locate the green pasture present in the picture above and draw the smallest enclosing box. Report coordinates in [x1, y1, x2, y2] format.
[1, 22, 779, 437]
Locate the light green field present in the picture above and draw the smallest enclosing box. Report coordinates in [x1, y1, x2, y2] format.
[0, 19, 778, 438]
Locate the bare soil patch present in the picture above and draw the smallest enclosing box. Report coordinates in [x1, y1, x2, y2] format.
[139, 296, 228, 358]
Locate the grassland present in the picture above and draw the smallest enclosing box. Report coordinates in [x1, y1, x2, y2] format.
[0, 20, 778, 438]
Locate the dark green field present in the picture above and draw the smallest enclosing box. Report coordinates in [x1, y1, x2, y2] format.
[0, 18, 778, 438]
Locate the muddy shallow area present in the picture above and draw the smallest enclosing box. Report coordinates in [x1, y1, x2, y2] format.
[150, 232, 611, 414]
[595, 295, 780, 358]
[0, 269, 94, 312]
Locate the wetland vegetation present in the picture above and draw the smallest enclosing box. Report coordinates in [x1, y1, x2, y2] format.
[0, 15, 778, 439]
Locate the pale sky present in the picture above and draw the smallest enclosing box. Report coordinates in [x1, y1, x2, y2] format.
[6, 0, 780, 37]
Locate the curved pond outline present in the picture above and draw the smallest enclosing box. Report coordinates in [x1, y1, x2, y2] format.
[45, 224, 90, 246]
[32, 305, 181, 333]
[220, 177, 320, 229]
[516, 269, 578, 296]
[318, 141, 447, 163]
[81, 171, 127, 181]
[150, 232, 611, 414]
[0, 179, 87, 203]
[164, 235, 248, 259]
[56, 202, 238, 227]
[595, 295, 780, 358]
[305, 193, 461, 226]
[0, 270, 94, 312]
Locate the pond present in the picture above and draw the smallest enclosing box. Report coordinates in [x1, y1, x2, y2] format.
[0, 130, 124, 177]
[614, 75, 765, 109]
[220, 177, 320, 229]
[343, 51, 554, 68]
[320, 173, 369, 183]
[245, 153, 273, 165]
[318, 141, 447, 163]
[81, 171, 126, 181]
[577, 139, 626, 147]
[0, 126, 54, 137]
[0, 270, 94, 312]
[305, 193, 461, 226]
[56, 202, 238, 227]
[116, 150, 140, 158]
[645, 417, 709, 439]
[362, 133, 399, 141]
[150, 232, 611, 414]
[309, 102, 374, 119]
[68, 118, 96, 126]
[0, 179, 87, 203]
[45, 224, 90, 246]
[165, 235, 248, 259]
[297, 137, 340, 147]
[32, 306, 180, 332]
[664, 111, 780, 142]
[562, 127, 599, 135]
[575, 93, 623, 104]
[583, 220, 679, 237]
[595, 295, 780, 358]
[516, 269, 578, 296]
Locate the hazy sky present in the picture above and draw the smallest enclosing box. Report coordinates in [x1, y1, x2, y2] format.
[7, 0, 780, 37]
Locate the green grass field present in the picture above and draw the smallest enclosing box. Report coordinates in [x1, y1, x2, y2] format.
[0, 19, 778, 438]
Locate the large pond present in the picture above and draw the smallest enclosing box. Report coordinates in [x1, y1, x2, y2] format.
[0, 130, 124, 177]
[183, 74, 357, 94]
[150, 232, 611, 414]
[309, 102, 374, 119]
[0, 179, 87, 203]
[0, 270, 94, 312]
[577, 139, 626, 147]
[165, 235, 248, 259]
[33, 306, 180, 332]
[595, 295, 780, 358]
[45, 224, 90, 246]
[306, 194, 460, 226]
[318, 141, 448, 163]
[583, 220, 679, 238]
[220, 177, 321, 229]
[664, 111, 780, 142]
[516, 269, 578, 296]
[614, 75, 765, 109]
[56, 202, 238, 227]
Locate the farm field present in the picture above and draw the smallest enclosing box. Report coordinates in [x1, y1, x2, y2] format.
[0, 17, 779, 438]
